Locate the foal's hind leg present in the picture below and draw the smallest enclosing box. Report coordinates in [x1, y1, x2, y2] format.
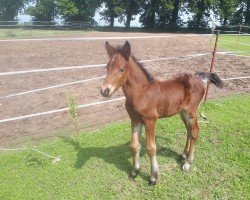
[180, 111, 190, 160]
[130, 122, 142, 178]
[181, 111, 199, 172]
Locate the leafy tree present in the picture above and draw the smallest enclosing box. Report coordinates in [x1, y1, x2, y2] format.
[56, 0, 100, 22]
[139, 0, 159, 28]
[140, 0, 183, 29]
[216, 0, 237, 25]
[0, 0, 27, 21]
[119, 0, 140, 28]
[170, 0, 181, 28]
[157, 0, 179, 28]
[231, 0, 250, 25]
[187, 0, 217, 30]
[100, 0, 123, 27]
[245, 0, 250, 25]
[100, 0, 183, 28]
[26, 0, 57, 21]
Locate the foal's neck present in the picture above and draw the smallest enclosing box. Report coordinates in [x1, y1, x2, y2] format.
[122, 58, 151, 98]
[127, 58, 151, 86]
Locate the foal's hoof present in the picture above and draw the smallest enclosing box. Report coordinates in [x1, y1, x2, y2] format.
[149, 179, 157, 186]
[149, 174, 158, 186]
[182, 162, 191, 172]
[130, 169, 139, 179]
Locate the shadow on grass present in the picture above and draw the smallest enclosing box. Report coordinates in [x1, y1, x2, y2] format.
[156, 135, 183, 169]
[61, 136, 134, 176]
[60, 135, 182, 181]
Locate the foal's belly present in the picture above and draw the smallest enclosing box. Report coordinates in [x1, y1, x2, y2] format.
[157, 102, 183, 118]
[158, 110, 180, 118]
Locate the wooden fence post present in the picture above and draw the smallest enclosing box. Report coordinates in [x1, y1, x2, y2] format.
[205, 31, 219, 100]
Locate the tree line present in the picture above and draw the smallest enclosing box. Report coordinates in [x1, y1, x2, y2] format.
[0, 0, 249, 29]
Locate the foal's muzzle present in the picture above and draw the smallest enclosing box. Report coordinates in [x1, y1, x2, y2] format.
[100, 88, 110, 97]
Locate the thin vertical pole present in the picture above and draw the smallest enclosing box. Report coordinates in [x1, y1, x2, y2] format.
[205, 32, 219, 101]
[210, 24, 215, 45]
[236, 24, 242, 50]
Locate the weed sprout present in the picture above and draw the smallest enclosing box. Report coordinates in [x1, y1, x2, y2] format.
[66, 93, 80, 143]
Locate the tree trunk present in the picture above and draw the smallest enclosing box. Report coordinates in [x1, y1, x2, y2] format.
[246, 0, 250, 25]
[125, 12, 132, 28]
[171, 0, 180, 28]
[150, 0, 157, 28]
[223, 16, 227, 25]
[196, 0, 205, 29]
[110, 17, 114, 27]
[149, 11, 156, 28]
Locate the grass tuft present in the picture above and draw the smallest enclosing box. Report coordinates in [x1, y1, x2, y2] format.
[66, 93, 81, 143]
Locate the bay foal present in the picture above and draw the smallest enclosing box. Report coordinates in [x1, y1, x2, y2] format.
[100, 41, 223, 185]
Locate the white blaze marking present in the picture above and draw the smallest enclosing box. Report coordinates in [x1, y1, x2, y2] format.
[107, 84, 116, 95]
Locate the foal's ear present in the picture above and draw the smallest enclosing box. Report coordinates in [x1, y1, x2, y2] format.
[105, 41, 116, 58]
[122, 41, 131, 60]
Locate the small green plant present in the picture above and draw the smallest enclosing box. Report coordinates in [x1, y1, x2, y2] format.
[66, 93, 80, 142]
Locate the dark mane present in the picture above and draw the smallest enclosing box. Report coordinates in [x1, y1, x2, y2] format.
[132, 56, 155, 83]
[115, 45, 154, 83]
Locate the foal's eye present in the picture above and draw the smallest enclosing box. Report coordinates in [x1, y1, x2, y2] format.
[119, 67, 126, 73]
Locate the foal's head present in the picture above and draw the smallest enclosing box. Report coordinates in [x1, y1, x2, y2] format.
[101, 41, 131, 97]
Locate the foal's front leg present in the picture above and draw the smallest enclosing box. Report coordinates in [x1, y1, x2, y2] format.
[144, 119, 159, 185]
[130, 122, 142, 178]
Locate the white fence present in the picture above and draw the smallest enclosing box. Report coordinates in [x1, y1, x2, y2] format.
[0, 20, 93, 30]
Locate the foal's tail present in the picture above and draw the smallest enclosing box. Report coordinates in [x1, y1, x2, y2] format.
[195, 72, 224, 88]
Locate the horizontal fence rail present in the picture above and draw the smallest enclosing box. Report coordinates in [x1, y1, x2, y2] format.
[0, 52, 235, 76]
[0, 21, 93, 30]
[0, 97, 126, 123]
[0, 35, 174, 42]
[0, 76, 249, 124]
[1, 51, 248, 76]
[0, 53, 209, 76]
[0, 51, 249, 99]
[0, 76, 106, 99]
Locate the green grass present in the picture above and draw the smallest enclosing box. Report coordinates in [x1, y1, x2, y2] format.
[0, 28, 92, 40]
[0, 94, 249, 199]
[212, 34, 250, 55]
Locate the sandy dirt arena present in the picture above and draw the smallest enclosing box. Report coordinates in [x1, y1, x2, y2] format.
[0, 31, 249, 147]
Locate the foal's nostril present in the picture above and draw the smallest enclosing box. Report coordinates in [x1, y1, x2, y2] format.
[104, 88, 110, 96]
[100, 88, 110, 97]
[100, 89, 104, 96]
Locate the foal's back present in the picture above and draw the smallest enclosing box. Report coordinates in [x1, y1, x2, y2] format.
[153, 73, 205, 117]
